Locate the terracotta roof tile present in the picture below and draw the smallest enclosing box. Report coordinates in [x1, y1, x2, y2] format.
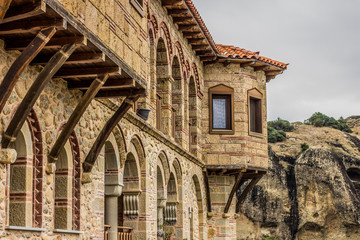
[216, 44, 288, 70]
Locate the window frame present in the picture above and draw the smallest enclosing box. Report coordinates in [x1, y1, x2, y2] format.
[247, 88, 264, 137]
[209, 84, 235, 135]
[130, 0, 145, 17]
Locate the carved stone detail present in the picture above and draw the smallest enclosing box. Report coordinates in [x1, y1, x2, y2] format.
[164, 202, 177, 225]
[123, 190, 141, 219]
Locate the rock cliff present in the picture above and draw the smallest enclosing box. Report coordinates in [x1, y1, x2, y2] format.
[237, 122, 360, 240]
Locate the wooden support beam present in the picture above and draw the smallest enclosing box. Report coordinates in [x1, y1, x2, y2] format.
[191, 45, 209, 51]
[0, 19, 66, 35]
[0, 27, 57, 113]
[82, 95, 141, 172]
[178, 24, 197, 31]
[224, 171, 244, 213]
[172, 17, 194, 23]
[162, 0, 182, 7]
[183, 31, 202, 37]
[188, 38, 206, 44]
[48, 74, 109, 162]
[0, 0, 12, 23]
[1, 43, 77, 149]
[240, 61, 256, 68]
[265, 70, 282, 75]
[32, 52, 105, 65]
[68, 78, 134, 90]
[55, 66, 120, 78]
[266, 75, 276, 82]
[236, 174, 264, 212]
[1, 1, 46, 24]
[167, 9, 189, 15]
[196, 50, 213, 55]
[95, 88, 145, 98]
[6, 36, 86, 51]
[200, 56, 216, 62]
[254, 65, 271, 71]
[203, 168, 212, 213]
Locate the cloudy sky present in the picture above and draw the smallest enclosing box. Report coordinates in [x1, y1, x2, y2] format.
[192, 0, 360, 122]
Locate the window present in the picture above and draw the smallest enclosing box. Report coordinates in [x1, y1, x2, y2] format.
[130, 0, 144, 17]
[209, 84, 234, 134]
[248, 88, 263, 135]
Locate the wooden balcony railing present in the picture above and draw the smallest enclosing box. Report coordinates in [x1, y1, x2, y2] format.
[118, 226, 133, 240]
[104, 225, 133, 240]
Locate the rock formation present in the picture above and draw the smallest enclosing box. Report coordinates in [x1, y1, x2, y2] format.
[237, 122, 360, 240]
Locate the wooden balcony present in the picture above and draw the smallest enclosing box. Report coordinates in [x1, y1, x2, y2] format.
[104, 225, 133, 240]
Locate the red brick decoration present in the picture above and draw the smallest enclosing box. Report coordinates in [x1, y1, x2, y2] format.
[27, 109, 43, 228]
[69, 132, 81, 231]
[191, 63, 203, 99]
[160, 21, 173, 58]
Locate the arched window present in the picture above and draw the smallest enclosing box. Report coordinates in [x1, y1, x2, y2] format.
[8, 110, 43, 228]
[209, 84, 235, 134]
[248, 88, 263, 135]
[54, 132, 81, 231]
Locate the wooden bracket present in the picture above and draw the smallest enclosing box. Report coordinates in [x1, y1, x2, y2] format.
[0, 27, 57, 113]
[1, 1, 46, 24]
[236, 174, 264, 212]
[224, 171, 244, 214]
[48, 74, 110, 163]
[82, 95, 140, 173]
[0, 0, 13, 23]
[1, 43, 77, 148]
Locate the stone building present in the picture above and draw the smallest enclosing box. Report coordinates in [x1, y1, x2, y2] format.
[0, 0, 287, 239]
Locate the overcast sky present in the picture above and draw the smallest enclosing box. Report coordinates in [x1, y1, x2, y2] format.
[192, 0, 360, 122]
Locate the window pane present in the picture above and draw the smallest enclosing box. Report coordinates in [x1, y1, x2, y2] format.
[213, 98, 227, 129]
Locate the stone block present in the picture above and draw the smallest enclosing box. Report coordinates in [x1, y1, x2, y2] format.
[0, 148, 17, 164]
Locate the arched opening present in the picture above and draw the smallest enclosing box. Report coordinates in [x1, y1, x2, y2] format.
[54, 132, 81, 231]
[119, 150, 141, 238]
[189, 76, 198, 154]
[164, 172, 178, 238]
[104, 134, 122, 240]
[8, 122, 33, 227]
[171, 56, 184, 145]
[156, 38, 171, 134]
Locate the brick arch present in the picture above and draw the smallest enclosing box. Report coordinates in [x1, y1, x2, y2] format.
[192, 174, 205, 239]
[27, 109, 43, 228]
[113, 125, 127, 169]
[150, 14, 159, 37]
[191, 63, 203, 99]
[174, 41, 188, 77]
[158, 150, 170, 185]
[129, 134, 145, 170]
[159, 21, 173, 59]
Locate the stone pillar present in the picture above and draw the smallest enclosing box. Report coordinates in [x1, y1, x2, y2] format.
[157, 198, 166, 240]
[207, 175, 238, 239]
[105, 184, 123, 240]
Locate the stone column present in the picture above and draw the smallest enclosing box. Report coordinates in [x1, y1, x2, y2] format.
[105, 184, 123, 240]
[157, 198, 167, 240]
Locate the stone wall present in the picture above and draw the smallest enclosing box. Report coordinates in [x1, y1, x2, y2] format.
[0, 40, 207, 239]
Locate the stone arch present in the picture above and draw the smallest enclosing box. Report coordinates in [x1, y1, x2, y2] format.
[171, 55, 185, 145]
[191, 63, 203, 99]
[189, 76, 199, 154]
[54, 131, 81, 231]
[148, 26, 157, 109]
[158, 151, 170, 184]
[174, 41, 186, 75]
[150, 15, 159, 36]
[159, 21, 173, 58]
[192, 174, 205, 240]
[113, 125, 127, 169]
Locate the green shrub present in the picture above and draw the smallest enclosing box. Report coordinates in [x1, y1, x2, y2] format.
[268, 118, 294, 132]
[301, 143, 309, 152]
[268, 126, 286, 143]
[305, 112, 352, 133]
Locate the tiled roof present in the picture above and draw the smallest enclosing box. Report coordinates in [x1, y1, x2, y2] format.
[216, 44, 288, 69]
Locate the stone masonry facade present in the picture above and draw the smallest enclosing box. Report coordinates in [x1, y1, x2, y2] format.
[0, 0, 287, 239]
